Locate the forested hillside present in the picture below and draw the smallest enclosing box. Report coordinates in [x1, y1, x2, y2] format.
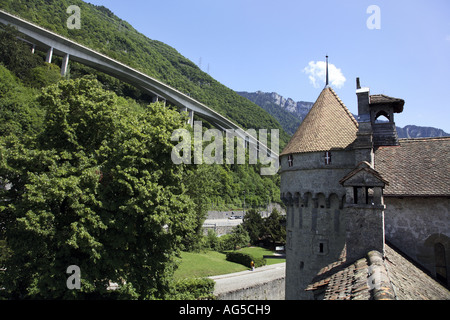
[0, 1, 284, 299]
[0, 0, 290, 147]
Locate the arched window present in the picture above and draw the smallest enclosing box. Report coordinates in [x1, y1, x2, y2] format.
[434, 243, 447, 284]
[374, 111, 390, 123]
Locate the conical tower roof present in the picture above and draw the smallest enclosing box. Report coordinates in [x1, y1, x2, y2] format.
[281, 87, 358, 156]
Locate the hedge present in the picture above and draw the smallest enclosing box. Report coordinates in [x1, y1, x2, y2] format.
[167, 278, 216, 300]
[225, 251, 266, 268]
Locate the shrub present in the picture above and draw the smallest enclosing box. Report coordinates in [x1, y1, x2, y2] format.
[167, 278, 216, 300]
[225, 251, 266, 268]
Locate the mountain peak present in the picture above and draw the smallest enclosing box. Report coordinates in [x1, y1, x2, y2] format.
[238, 91, 314, 118]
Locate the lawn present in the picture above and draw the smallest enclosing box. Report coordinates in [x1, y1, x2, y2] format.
[174, 250, 247, 280]
[235, 247, 286, 265]
[173, 247, 285, 280]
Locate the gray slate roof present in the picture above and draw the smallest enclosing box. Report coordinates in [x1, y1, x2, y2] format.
[374, 137, 450, 197]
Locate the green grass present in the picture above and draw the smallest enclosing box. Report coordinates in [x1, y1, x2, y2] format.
[174, 251, 247, 280]
[174, 247, 285, 280]
[235, 247, 286, 265]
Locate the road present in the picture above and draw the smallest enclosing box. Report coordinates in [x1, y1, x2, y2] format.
[209, 262, 286, 296]
[203, 218, 243, 227]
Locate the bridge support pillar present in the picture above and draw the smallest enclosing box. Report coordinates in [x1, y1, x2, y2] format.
[61, 53, 70, 76]
[152, 96, 166, 107]
[188, 109, 194, 126]
[180, 107, 194, 126]
[46, 47, 53, 63]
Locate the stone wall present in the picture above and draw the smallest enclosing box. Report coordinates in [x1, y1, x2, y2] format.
[207, 203, 285, 220]
[202, 224, 235, 236]
[384, 196, 450, 286]
[280, 150, 354, 299]
[214, 277, 285, 300]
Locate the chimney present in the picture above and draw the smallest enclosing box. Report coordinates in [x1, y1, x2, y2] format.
[355, 77, 370, 123]
[354, 78, 374, 165]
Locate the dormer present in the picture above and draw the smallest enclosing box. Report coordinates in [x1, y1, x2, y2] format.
[339, 161, 388, 207]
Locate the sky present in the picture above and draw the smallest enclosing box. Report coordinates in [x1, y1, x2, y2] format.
[85, 0, 450, 132]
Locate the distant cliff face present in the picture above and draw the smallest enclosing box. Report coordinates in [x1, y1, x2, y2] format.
[238, 91, 449, 139]
[260, 91, 313, 118]
[237, 91, 313, 136]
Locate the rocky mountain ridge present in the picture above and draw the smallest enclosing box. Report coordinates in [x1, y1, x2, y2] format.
[238, 90, 449, 139]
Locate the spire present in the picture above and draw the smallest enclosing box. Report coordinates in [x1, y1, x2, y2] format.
[325, 55, 329, 88]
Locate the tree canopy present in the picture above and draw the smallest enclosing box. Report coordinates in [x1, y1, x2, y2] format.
[0, 7, 287, 299]
[0, 76, 197, 299]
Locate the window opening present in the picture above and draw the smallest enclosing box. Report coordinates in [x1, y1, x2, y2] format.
[324, 151, 331, 165]
[288, 154, 293, 167]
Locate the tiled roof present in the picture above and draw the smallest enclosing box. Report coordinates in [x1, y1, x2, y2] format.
[385, 245, 450, 300]
[374, 137, 450, 196]
[306, 245, 450, 300]
[339, 161, 389, 187]
[280, 87, 358, 156]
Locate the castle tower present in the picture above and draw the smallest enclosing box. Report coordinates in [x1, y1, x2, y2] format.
[280, 86, 359, 299]
[280, 70, 408, 299]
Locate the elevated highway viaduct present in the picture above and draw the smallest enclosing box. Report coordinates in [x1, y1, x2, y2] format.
[0, 9, 278, 163]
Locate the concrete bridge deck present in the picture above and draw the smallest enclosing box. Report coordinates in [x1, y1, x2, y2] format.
[0, 9, 278, 161]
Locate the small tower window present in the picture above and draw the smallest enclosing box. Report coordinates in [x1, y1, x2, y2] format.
[288, 154, 293, 167]
[319, 243, 324, 253]
[324, 151, 331, 165]
[315, 239, 328, 255]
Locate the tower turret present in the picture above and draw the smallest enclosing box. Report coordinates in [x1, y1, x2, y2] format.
[280, 84, 358, 299]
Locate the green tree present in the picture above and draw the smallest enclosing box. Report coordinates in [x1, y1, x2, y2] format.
[205, 229, 219, 251]
[0, 64, 44, 137]
[264, 209, 286, 248]
[182, 164, 218, 251]
[229, 224, 250, 251]
[0, 76, 197, 299]
[27, 62, 62, 88]
[0, 24, 43, 80]
[242, 208, 264, 244]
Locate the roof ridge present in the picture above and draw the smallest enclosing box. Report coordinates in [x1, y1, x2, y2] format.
[327, 87, 359, 127]
[367, 250, 397, 300]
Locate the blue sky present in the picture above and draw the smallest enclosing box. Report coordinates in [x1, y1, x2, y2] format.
[85, 0, 450, 132]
